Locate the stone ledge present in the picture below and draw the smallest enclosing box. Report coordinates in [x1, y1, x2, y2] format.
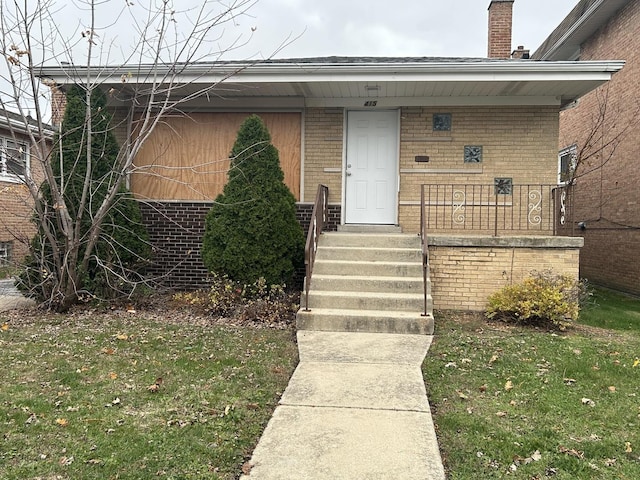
[427, 234, 584, 249]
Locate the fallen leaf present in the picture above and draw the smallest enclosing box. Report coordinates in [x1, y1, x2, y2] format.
[86, 458, 103, 465]
[489, 354, 499, 364]
[445, 362, 457, 368]
[605, 458, 617, 467]
[505, 380, 514, 391]
[559, 445, 584, 459]
[147, 384, 159, 393]
[496, 411, 508, 417]
[581, 397, 596, 407]
[116, 333, 128, 340]
[456, 390, 468, 400]
[531, 450, 542, 461]
[479, 384, 487, 393]
[633, 358, 639, 368]
[1, 323, 9, 331]
[55, 418, 68, 427]
[564, 378, 577, 386]
[625, 442, 632, 453]
[608, 386, 616, 393]
[241, 462, 253, 475]
[59, 456, 74, 466]
[101, 347, 115, 355]
[109, 372, 118, 380]
[112, 397, 121, 405]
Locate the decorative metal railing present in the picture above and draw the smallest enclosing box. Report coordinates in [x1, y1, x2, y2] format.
[420, 184, 569, 236]
[303, 184, 329, 311]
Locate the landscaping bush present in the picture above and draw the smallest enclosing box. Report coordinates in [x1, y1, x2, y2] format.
[486, 271, 586, 330]
[201, 114, 304, 287]
[172, 275, 299, 324]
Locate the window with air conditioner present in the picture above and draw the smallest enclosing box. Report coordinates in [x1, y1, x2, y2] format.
[0, 136, 28, 181]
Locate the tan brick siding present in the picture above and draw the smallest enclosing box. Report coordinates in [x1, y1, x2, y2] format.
[303, 108, 344, 204]
[429, 244, 580, 311]
[558, 0, 640, 295]
[399, 106, 560, 233]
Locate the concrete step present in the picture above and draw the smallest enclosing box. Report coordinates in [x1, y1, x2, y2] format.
[296, 308, 434, 335]
[313, 259, 424, 277]
[307, 290, 424, 312]
[311, 274, 428, 294]
[316, 246, 421, 263]
[337, 225, 402, 233]
[320, 232, 421, 249]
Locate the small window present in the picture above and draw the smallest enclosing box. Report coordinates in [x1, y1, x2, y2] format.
[464, 145, 483, 163]
[494, 178, 513, 195]
[0, 137, 28, 180]
[432, 113, 451, 132]
[559, 145, 577, 184]
[0, 241, 11, 265]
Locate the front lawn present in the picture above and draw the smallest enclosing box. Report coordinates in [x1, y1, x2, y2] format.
[0, 309, 298, 479]
[424, 310, 640, 479]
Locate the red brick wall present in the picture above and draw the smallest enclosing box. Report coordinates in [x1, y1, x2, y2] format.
[559, 0, 640, 295]
[0, 131, 46, 265]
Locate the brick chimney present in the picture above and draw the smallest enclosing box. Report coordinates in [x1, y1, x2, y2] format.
[488, 0, 514, 59]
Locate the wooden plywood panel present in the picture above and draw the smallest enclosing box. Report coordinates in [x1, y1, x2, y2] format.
[131, 112, 301, 201]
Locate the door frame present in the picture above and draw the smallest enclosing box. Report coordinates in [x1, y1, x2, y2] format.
[341, 108, 400, 225]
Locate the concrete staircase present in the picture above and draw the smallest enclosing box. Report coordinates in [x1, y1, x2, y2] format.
[296, 228, 434, 335]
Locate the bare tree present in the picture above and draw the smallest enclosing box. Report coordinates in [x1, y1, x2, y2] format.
[0, 0, 268, 311]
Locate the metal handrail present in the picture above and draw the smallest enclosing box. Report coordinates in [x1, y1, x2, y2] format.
[303, 184, 329, 311]
[420, 186, 430, 317]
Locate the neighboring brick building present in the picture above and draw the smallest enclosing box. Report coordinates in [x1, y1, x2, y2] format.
[534, 0, 640, 296]
[0, 111, 51, 268]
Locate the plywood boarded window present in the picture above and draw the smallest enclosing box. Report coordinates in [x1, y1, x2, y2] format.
[131, 112, 301, 201]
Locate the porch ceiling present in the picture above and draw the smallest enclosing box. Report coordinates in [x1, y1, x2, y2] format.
[38, 58, 624, 108]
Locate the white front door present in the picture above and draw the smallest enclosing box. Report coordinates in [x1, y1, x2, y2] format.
[344, 110, 399, 224]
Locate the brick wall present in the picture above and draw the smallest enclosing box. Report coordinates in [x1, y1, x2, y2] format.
[138, 201, 341, 288]
[303, 108, 344, 203]
[428, 235, 583, 311]
[558, 0, 640, 295]
[399, 105, 560, 233]
[0, 130, 47, 265]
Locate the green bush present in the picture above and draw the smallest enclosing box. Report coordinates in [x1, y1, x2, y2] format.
[201, 115, 304, 287]
[486, 272, 586, 330]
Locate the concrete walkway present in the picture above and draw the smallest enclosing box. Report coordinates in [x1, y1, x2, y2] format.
[241, 331, 445, 479]
[0, 279, 35, 312]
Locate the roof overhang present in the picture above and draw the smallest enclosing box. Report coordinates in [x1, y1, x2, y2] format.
[38, 59, 625, 109]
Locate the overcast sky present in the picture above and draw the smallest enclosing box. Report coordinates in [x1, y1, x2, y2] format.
[222, 0, 579, 60]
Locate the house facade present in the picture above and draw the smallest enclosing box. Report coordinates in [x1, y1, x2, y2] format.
[38, 1, 623, 308]
[533, 0, 639, 296]
[0, 111, 49, 269]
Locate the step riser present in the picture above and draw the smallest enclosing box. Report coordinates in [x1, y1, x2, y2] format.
[296, 312, 434, 335]
[311, 277, 428, 294]
[313, 261, 423, 277]
[321, 233, 421, 249]
[307, 293, 424, 312]
[317, 247, 421, 262]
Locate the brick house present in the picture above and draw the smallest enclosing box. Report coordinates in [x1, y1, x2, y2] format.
[533, 0, 639, 296]
[0, 110, 51, 269]
[37, 1, 623, 309]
